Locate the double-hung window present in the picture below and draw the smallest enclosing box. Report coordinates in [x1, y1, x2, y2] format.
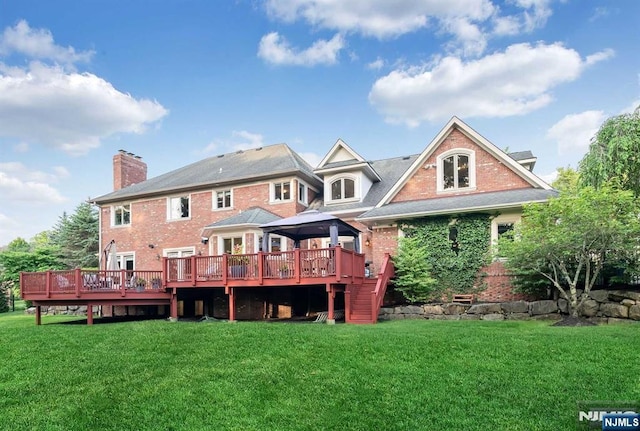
[273, 181, 291, 201]
[112, 204, 131, 226]
[168, 195, 190, 220]
[214, 189, 232, 210]
[298, 182, 308, 205]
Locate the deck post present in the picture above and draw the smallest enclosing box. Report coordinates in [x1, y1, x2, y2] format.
[228, 287, 236, 322]
[87, 304, 93, 325]
[169, 290, 178, 322]
[35, 305, 41, 326]
[327, 285, 336, 325]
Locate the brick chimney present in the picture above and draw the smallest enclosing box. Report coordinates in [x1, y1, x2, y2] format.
[113, 150, 147, 191]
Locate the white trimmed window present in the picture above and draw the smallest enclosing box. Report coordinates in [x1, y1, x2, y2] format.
[214, 189, 232, 210]
[298, 181, 308, 205]
[167, 195, 190, 220]
[272, 181, 291, 202]
[112, 204, 131, 226]
[222, 237, 243, 254]
[437, 149, 476, 192]
[330, 177, 356, 201]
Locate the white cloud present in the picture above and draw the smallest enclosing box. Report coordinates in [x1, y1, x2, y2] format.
[0, 20, 94, 65]
[264, 0, 553, 58]
[620, 99, 640, 115]
[264, 0, 495, 39]
[0, 21, 168, 156]
[367, 57, 385, 70]
[585, 48, 614, 66]
[0, 166, 67, 204]
[368, 43, 613, 126]
[0, 62, 168, 155]
[258, 32, 344, 66]
[546, 110, 606, 156]
[231, 130, 266, 151]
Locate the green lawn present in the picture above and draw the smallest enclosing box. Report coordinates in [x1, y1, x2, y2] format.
[0, 313, 638, 431]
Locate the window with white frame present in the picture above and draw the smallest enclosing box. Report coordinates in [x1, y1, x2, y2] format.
[491, 214, 520, 258]
[167, 195, 190, 220]
[222, 237, 243, 254]
[437, 149, 476, 192]
[298, 181, 308, 205]
[112, 204, 131, 226]
[330, 177, 356, 201]
[214, 189, 232, 210]
[272, 181, 291, 201]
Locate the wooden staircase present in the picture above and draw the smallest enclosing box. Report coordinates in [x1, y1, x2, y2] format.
[347, 279, 378, 323]
[346, 254, 394, 324]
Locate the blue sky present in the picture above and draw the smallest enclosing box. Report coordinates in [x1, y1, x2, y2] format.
[1, 0, 639, 246]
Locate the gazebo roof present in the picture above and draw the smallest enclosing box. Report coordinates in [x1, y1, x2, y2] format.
[259, 210, 360, 242]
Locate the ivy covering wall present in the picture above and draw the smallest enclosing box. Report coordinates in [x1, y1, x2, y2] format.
[398, 213, 492, 301]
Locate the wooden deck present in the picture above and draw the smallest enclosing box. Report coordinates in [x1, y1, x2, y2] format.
[20, 247, 392, 324]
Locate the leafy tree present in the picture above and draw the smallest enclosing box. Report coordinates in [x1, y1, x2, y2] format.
[552, 166, 579, 193]
[392, 236, 437, 303]
[579, 108, 640, 195]
[499, 183, 640, 317]
[0, 247, 64, 309]
[51, 202, 99, 268]
[7, 237, 30, 252]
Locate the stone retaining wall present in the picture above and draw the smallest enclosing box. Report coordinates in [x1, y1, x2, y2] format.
[380, 289, 640, 324]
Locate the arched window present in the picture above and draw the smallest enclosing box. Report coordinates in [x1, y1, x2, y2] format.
[330, 177, 355, 200]
[437, 149, 476, 192]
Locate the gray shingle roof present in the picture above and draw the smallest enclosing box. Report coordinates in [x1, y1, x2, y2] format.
[316, 154, 419, 213]
[357, 188, 558, 221]
[204, 207, 281, 229]
[508, 151, 535, 161]
[93, 144, 322, 204]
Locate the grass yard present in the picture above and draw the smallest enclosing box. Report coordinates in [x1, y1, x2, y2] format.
[0, 313, 638, 431]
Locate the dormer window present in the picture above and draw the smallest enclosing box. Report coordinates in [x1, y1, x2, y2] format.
[331, 177, 355, 200]
[437, 149, 476, 192]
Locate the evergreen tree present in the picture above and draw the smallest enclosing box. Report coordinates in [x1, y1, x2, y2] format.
[51, 202, 99, 268]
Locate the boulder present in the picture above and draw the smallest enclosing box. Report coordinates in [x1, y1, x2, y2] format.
[430, 315, 461, 320]
[588, 289, 609, 303]
[600, 303, 629, 318]
[607, 318, 638, 325]
[608, 290, 640, 302]
[621, 299, 636, 307]
[629, 305, 640, 321]
[531, 313, 562, 321]
[482, 313, 505, 321]
[467, 303, 502, 314]
[460, 314, 481, 320]
[578, 299, 599, 317]
[506, 313, 531, 320]
[443, 304, 467, 315]
[399, 305, 423, 315]
[25, 307, 37, 315]
[500, 301, 528, 314]
[557, 299, 568, 314]
[529, 300, 558, 316]
[423, 305, 444, 315]
[379, 307, 394, 315]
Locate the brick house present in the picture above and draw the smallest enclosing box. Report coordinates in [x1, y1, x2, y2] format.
[22, 117, 555, 323]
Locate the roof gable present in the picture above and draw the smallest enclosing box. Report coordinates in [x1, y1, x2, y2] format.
[315, 139, 381, 182]
[377, 117, 552, 207]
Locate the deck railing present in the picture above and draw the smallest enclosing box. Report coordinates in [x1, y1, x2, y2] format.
[22, 247, 367, 299]
[20, 269, 164, 298]
[165, 247, 360, 285]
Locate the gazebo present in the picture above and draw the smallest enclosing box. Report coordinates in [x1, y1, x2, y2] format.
[259, 210, 361, 251]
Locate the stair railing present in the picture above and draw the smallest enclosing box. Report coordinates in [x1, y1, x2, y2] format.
[370, 253, 394, 323]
